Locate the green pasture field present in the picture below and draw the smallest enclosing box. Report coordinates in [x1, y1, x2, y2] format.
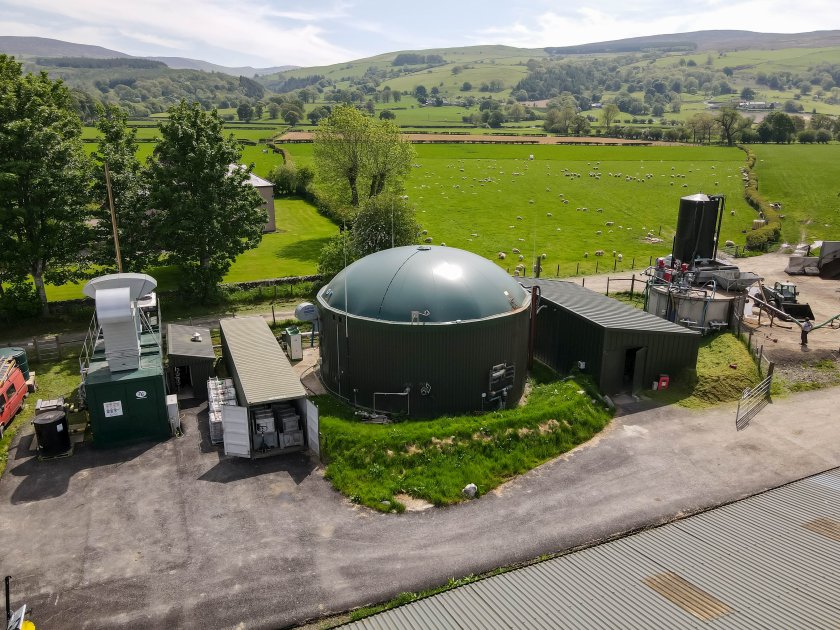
[55, 140, 839, 303]
[273, 142, 755, 278]
[275, 44, 546, 92]
[750, 144, 840, 245]
[381, 61, 531, 97]
[401, 144, 751, 276]
[43, 197, 336, 301]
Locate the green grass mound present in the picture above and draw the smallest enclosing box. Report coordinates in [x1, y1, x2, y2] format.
[318, 365, 613, 512]
[654, 332, 759, 408]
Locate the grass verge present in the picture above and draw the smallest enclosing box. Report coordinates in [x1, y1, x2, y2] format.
[0, 357, 83, 479]
[318, 362, 613, 512]
[649, 332, 760, 408]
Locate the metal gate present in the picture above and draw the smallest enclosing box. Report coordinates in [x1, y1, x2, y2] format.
[735, 364, 774, 431]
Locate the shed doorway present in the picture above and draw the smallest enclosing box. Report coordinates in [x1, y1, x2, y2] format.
[174, 365, 194, 400]
[622, 347, 647, 393]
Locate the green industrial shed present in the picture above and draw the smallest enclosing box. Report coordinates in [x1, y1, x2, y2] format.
[530, 280, 701, 395]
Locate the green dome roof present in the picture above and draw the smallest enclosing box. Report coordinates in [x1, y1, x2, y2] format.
[318, 246, 530, 323]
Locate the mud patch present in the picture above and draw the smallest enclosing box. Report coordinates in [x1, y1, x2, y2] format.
[394, 493, 434, 512]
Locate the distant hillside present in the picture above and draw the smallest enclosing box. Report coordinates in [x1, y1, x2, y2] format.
[0, 36, 130, 58]
[145, 57, 295, 78]
[0, 36, 294, 77]
[546, 30, 840, 55]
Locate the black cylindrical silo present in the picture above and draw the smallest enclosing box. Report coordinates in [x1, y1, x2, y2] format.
[34, 410, 71, 456]
[672, 194, 721, 264]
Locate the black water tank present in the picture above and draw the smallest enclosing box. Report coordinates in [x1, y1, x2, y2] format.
[34, 410, 70, 457]
[673, 193, 721, 263]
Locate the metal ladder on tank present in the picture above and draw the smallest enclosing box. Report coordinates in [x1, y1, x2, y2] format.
[78, 312, 102, 403]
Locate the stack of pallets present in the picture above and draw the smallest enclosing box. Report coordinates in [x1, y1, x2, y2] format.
[207, 377, 236, 444]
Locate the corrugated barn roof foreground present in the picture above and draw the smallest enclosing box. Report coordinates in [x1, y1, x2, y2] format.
[530, 279, 699, 334]
[346, 468, 840, 629]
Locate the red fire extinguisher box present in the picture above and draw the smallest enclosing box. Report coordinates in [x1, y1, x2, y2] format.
[658, 374, 670, 390]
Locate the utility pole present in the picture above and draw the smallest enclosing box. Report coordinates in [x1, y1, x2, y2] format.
[104, 163, 123, 273]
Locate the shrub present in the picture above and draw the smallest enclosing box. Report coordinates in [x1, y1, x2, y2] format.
[0, 282, 41, 321]
[740, 149, 781, 250]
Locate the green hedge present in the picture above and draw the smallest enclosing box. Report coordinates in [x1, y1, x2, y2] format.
[739, 148, 781, 250]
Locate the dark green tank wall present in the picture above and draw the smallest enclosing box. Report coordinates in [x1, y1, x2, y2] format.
[318, 305, 531, 417]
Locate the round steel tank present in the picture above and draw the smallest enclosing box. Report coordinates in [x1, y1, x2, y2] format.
[317, 246, 532, 417]
[0, 347, 29, 380]
[672, 193, 721, 264]
[34, 410, 71, 456]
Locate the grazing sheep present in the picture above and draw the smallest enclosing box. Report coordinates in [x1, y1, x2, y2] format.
[617, 253, 623, 262]
[421, 229, 428, 235]
[583, 252, 589, 258]
[725, 240, 735, 247]
[440, 242, 446, 246]
[595, 250, 605, 257]
[518, 254, 524, 261]
[606, 221, 614, 227]
[730, 210, 736, 216]
[424, 237, 433, 243]
[541, 253, 547, 259]
[512, 247, 521, 254]
[547, 212, 552, 217]
[498, 252, 507, 260]
[596, 230, 602, 235]
[516, 216, 523, 220]
[612, 250, 617, 257]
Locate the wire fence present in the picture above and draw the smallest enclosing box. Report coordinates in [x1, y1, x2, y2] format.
[733, 314, 773, 376]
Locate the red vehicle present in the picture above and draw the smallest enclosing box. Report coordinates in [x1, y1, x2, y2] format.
[0, 359, 26, 439]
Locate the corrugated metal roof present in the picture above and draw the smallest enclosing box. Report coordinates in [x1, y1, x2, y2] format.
[166, 324, 214, 359]
[219, 317, 306, 405]
[228, 163, 273, 188]
[345, 468, 840, 629]
[247, 172, 273, 188]
[530, 279, 698, 334]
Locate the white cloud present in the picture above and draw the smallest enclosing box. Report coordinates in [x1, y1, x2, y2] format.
[473, 1, 840, 49]
[0, 0, 361, 66]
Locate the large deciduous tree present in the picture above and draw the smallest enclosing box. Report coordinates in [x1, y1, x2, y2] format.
[0, 54, 93, 315]
[148, 101, 266, 302]
[313, 104, 414, 208]
[90, 104, 158, 272]
[716, 108, 748, 146]
[601, 102, 619, 128]
[318, 193, 418, 280]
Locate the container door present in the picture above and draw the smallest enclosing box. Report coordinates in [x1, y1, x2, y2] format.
[305, 399, 319, 458]
[222, 405, 251, 458]
[632, 347, 648, 394]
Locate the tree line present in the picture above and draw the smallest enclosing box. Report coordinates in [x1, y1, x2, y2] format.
[0, 55, 266, 317]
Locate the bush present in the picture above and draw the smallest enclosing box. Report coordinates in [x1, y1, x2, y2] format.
[0, 282, 41, 320]
[740, 149, 781, 250]
[798, 129, 816, 144]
